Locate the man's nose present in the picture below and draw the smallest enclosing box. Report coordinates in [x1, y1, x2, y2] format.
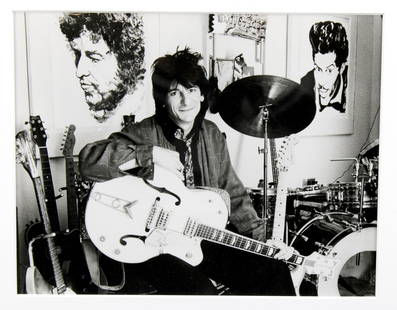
[76, 56, 90, 78]
[179, 91, 187, 105]
[316, 72, 328, 86]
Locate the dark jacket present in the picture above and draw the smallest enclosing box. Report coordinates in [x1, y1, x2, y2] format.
[79, 116, 264, 238]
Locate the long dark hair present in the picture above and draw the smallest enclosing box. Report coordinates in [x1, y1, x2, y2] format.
[151, 47, 209, 129]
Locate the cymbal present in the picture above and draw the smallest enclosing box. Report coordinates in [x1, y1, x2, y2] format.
[217, 75, 316, 138]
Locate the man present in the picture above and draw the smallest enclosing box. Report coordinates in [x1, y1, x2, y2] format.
[301, 21, 349, 114]
[79, 48, 296, 295]
[59, 13, 145, 123]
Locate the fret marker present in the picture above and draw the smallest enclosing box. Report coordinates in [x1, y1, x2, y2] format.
[267, 247, 274, 256]
[295, 256, 303, 264]
[245, 241, 251, 249]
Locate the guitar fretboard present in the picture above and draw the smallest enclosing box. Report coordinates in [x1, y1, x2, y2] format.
[38, 146, 60, 231]
[33, 177, 66, 294]
[194, 223, 304, 266]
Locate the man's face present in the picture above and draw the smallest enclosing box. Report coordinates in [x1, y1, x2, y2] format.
[165, 82, 203, 129]
[70, 31, 123, 122]
[313, 52, 342, 100]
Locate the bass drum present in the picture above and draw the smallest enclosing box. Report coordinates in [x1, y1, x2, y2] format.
[290, 212, 376, 296]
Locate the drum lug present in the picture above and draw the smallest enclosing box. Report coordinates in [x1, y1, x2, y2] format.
[314, 242, 332, 255]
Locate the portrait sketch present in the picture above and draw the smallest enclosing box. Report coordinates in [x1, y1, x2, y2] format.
[287, 15, 356, 136]
[23, 12, 152, 156]
[59, 13, 146, 123]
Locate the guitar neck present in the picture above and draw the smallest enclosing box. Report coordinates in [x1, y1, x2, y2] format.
[269, 138, 279, 186]
[193, 223, 304, 266]
[65, 156, 79, 229]
[32, 177, 66, 294]
[272, 172, 288, 241]
[38, 146, 60, 231]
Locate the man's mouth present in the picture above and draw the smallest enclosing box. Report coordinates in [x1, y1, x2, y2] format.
[80, 82, 95, 92]
[179, 107, 195, 112]
[318, 86, 329, 94]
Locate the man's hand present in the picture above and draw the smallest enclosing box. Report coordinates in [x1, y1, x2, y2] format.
[266, 239, 295, 261]
[153, 146, 184, 181]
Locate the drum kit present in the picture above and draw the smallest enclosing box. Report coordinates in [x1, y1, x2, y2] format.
[217, 75, 378, 296]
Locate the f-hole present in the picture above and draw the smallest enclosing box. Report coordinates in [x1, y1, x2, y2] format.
[143, 179, 181, 205]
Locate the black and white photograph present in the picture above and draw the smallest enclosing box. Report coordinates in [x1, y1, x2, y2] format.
[3, 1, 397, 309]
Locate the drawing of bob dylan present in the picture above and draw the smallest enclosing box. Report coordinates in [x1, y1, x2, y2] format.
[59, 13, 145, 123]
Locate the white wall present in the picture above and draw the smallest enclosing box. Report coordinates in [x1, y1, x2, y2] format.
[14, 13, 382, 291]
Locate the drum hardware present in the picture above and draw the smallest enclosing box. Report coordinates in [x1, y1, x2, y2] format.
[293, 200, 328, 210]
[218, 75, 315, 236]
[218, 76, 316, 241]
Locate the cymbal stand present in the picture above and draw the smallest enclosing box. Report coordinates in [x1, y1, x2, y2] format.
[260, 105, 269, 222]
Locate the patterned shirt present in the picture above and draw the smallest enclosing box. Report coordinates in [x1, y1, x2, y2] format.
[174, 128, 195, 188]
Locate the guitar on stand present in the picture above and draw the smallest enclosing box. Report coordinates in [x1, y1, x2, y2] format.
[61, 125, 79, 230]
[29, 116, 61, 232]
[271, 137, 296, 243]
[16, 128, 73, 294]
[60, 124, 99, 294]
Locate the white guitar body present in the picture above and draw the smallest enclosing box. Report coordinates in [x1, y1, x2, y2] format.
[85, 167, 229, 266]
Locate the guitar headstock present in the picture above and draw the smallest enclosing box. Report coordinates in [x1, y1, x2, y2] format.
[29, 115, 47, 147]
[16, 129, 39, 178]
[276, 135, 299, 172]
[303, 251, 339, 278]
[61, 125, 76, 157]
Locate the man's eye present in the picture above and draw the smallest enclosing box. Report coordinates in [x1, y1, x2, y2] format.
[88, 56, 102, 63]
[189, 87, 199, 93]
[168, 91, 177, 96]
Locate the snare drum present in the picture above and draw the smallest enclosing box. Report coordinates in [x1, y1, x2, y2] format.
[290, 212, 376, 296]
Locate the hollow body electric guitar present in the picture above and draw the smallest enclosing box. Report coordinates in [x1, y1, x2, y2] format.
[85, 166, 338, 278]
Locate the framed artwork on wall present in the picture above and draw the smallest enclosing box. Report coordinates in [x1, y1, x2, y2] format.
[287, 15, 357, 136]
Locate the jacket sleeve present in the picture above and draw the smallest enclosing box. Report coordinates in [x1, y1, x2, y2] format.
[216, 133, 266, 241]
[79, 126, 155, 182]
